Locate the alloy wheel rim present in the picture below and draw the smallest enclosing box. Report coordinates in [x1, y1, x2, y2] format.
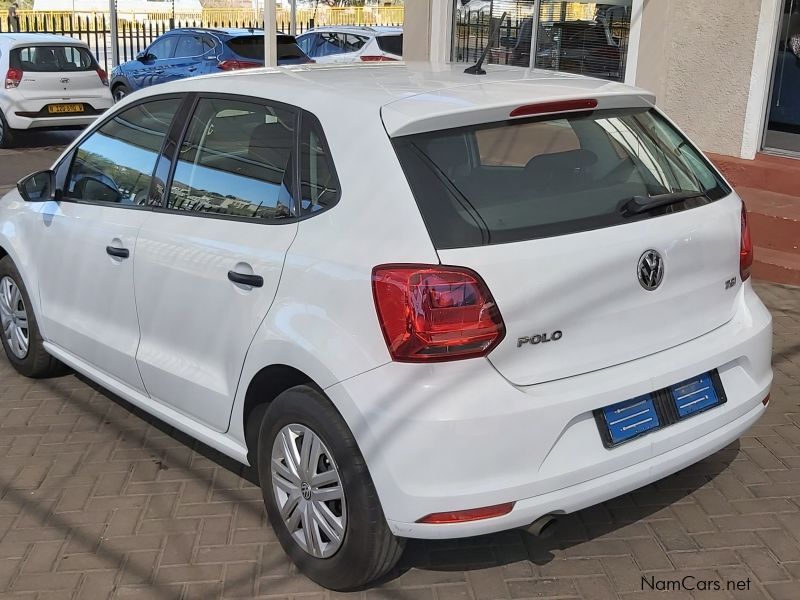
[271, 423, 346, 558]
[0, 276, 29, 359]
[114, 88, 126, 101]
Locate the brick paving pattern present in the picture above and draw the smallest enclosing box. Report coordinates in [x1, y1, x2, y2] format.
[0, 278, 797, 599]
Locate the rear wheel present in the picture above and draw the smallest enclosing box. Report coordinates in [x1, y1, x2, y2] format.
[0, 111, 16, 149]
[257, 385, 404, 590]
[112, 83, 130, 103]
[0, 257, 64, 377]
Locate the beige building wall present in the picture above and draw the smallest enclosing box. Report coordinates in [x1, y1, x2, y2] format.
[403, 0, 433, 61]
[635, 0, 766, 157]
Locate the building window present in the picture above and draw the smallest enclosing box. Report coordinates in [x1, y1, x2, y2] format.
[452, 1, 632, 83]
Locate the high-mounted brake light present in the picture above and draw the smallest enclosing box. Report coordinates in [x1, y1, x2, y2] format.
[95, 66, 109, 86]
[360, 55, 399, 62]
[740, 202, 753, 282]
[372, 264, 505, 362]
[510, 98, 598, 118]
[4, 67, 22, 89]
[218, 59, 262, 71]
[417, 502, 515, 524]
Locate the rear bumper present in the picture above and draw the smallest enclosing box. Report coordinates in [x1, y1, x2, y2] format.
[325, 282, 772, 539]
[3, 95, 111, 130]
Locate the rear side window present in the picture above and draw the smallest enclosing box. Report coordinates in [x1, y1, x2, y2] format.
[168, 97, 296, 221]
[376, 34, 403, 56]
[299, 113, 340, 215]
[393, 107, 730, 249]
[174, 34, 205, 58]
[11, 46, 95, 72]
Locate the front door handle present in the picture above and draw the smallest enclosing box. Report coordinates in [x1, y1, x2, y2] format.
[106, 246, 129, 259]
[228, 270, 263, 288]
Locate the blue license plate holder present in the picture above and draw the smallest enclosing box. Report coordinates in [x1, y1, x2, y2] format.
[595, 370, 726, 448]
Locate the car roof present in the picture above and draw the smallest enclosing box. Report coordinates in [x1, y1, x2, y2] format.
[124, 62, 654, 137]
[299, 26, 402, 37]
[0, 33, 90, 48]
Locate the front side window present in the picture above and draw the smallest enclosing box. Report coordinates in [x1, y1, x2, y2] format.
[168, 97, 296, 221]
[148, 37, 177, 60]
[299, 114, 340, 215]
[11, 45, 94, 72]
[394, 107, 730, 249]
[64, 99, 180, 205]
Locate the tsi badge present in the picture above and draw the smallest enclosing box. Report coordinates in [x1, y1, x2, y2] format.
[518, 331, 563, 348]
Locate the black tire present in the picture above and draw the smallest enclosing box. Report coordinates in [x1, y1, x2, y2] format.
[257, 385, 404, 590]
[0, 111, 15, 149]
[0, 256, 64, 378]
[112, 83, 130, 103]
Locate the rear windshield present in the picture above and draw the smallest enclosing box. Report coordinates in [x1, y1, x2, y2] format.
[11, 45, 95, 72]
[376, 34, 403, 56]
[226, 35, 305, 60]
[393, 107, 730, 249]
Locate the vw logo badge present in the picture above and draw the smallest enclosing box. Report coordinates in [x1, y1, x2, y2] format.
[637, 249, 664, 291]
[300, 481, 312, 500]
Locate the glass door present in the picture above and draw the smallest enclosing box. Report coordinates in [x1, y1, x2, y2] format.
[764, 0, 800, 155]
[451, 1, 632, 83]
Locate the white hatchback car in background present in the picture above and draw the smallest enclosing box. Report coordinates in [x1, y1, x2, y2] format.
[296, 26, 402, 63]
[0, 33, 112, 148]
[0, 63, 772, 590]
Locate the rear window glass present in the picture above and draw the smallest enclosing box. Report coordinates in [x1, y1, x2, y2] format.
[376, 34, 403, 56]
[226, 36, 305, 60]
[393, 107, 730, 249]
[11, 46, 95, 72]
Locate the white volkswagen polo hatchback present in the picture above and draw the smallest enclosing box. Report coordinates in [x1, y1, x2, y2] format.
[0, 34, 112, 148]
[0, 63, 772, 590]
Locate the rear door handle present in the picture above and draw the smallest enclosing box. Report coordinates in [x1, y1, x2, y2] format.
[227, 271, 263, 288]
[106, 246, 129, 259]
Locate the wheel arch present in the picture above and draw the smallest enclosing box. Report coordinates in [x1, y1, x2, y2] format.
[241, 363, 320, 465]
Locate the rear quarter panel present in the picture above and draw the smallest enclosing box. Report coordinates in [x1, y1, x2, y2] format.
[227, 105, 439, 444]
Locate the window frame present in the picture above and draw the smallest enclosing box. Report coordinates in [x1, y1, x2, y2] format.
[154, 92, 304, 226]
[57, 93, 188, 210]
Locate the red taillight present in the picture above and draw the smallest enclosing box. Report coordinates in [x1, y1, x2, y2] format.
[360, 55, 399, 62]
[740, 203, 753, 282]
[417, 502, 515, 524]
[509, 98, 598, 118]
[95, 66, 108, 86]
[4, 67, 22, 89]
[217, 60, 262, 71]
[371, 264, 505, 362]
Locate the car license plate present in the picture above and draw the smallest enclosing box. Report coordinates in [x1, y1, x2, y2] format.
[595, 370, 727, 447]
[47, 104, 84, 114]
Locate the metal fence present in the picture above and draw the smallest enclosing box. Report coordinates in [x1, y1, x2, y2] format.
[0, 8, 404, 73]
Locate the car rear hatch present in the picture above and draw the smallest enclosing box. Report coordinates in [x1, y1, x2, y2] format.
[10, 45, 105, 103]
[385, 82, 743, 386]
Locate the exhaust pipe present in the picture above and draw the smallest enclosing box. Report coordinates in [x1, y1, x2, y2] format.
[523, 514, 558, 538]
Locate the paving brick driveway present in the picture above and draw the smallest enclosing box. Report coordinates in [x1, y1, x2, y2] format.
[1, 141, 799, 599]
[0, 285, 795, 600]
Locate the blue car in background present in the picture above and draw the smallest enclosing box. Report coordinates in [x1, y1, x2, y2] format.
[110, 28, 312, 101]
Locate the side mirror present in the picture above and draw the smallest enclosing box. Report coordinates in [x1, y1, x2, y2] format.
[17, 170, 55, 202]
[136, 51, 150, 62]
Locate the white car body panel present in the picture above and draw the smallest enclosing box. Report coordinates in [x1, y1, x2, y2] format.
[34, 201, 150, 392]
[0, 63, 772, 542]
[0, 34, 112, 131]
[133, 213, 299, 432]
